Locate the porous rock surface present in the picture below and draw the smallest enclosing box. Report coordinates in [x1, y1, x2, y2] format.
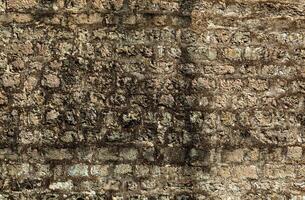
[0, 0, 305, 199]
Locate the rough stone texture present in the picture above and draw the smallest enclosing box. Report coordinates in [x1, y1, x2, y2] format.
[0, 0, 305, 199]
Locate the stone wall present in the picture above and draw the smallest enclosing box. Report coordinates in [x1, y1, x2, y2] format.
[0, 0, 305, 199]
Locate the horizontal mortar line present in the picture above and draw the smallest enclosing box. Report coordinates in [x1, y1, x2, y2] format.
[2, 20, 305, 36]
[180, 43, 305, 49]
[85, 41, 303, 49]
[183, 28, 305, 35]
[179, 61, 305, 68]
[0, 20, 190, 29]
[0, 161, 252, 170]
[196, 12, 305, 20]
[203, 26, 305, 33]
[203, 24, 305, 32]
[180, 43, 300, 49]
[2, 11, 305, 21]
[4, 0, 305, 13]
[203, 17, 305, 24]
[186, 59, 305, 65]
[2, 20, 305, 33]
[202, 0, 305, 6]
[0, 10, 192, 17]
[195, 25, 305, 32]
[0, 143, 301, 153]
[191, 74, 304, 80]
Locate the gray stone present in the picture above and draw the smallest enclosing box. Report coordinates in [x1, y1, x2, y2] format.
[68, 164, 89, 177]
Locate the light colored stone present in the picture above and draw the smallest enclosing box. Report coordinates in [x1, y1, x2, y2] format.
[141, 179, 156, 190]
[119, 148, 138, 160]
[297, 165, 305, 177]
[46, 110, 60, 121]
[35, 164, 50, 178]
[92, 0, 123, 11]
[24, 76, 38, 92]
[224, 149, 244, 163]
[193, 77, 216, 90]
[287, 146, 303, 160]
[135, 165, 149, 177]
[74, 13, 103, 24]
[264, 164, 295, 179]
[92, 0, 108, 11]
[114, 164, 132, 174]
[95, 147, 119, 161]
[19, 130, 41, 144]
[91, 165, 109, 177]
[64, 0, 87, 11]
[68, 164, 89, 177]
[45, 149, 73, 160]
[248, 78, 268, 91]
[214, 166, 231, 178]
[247, 149, 259, 161]
[245, 47, 264, 60]
[233, 165, 258, 179]
[7, 0, 38, 9]
[2, 73, 20, 88]
[123, 15, 137, 25]
[224, 47, 242, 60]
[214, 65, 235, 74]
[53, 165, 64, 179]
[60, 131, 76, 143]
[0, 91, 7, 105]
[7, 163, 30, 177]
[12, 13, 33, 23]
[111, 0, 124, 10]
[0, 0, 5, 12]
[160, 94, 175, 107]
[49, 180, 73, 190]
[153, 15, 167, 26]
[207, 47, 217, 60]
[42, 74, 60, 88]
[101, 178, 120, 191]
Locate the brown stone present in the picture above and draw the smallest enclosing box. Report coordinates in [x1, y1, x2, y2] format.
[2, 73, 20, 88]
[7, 0, 38, 9]
[0, 91, 7, 105]
[233, 165, 258, 180]
[287, 146, 303, 161]
[224, 48, 242, 60]
[42, 74, 60, 88]
[224, 149, 244, 163]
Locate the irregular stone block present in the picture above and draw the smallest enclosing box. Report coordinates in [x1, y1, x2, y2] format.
[42, 74, 61, 88]
[91, 165, 110, 177]
[68, 164, 89, 177]
[19, 130, 41, 145]
[223, 47, 242, 60]
[287, 146, 303, 161]
[119, 148, 138, 160]
[223, 149, 244, 163]
[264, 164, 295, 179]
[45, 149, 73, 160]
[233, 165, 258, 180]
[7, 0, 38, 10]
[0, 91, 8, 105]
[7, 163, 31, 178]
[114, 164, 132, 174]
[2, 73, 20, 88]
[49, 180, 73, 190]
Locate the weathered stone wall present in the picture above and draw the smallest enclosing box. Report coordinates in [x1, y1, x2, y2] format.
[0, 0, 305, 199]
